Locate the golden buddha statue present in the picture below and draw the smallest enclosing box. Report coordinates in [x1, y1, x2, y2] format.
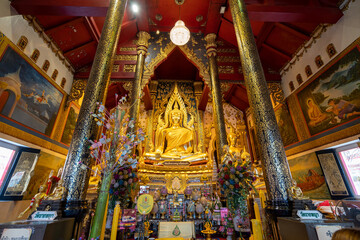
[44, 179, 65, 200]
[144, 84, 207, 164]
[289, 179, 309, 200]
[155, 103, 194, 158]
[18, 184, 47, 218]
[227, 127, 242, 159]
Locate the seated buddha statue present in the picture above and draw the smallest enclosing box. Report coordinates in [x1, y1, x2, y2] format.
[227, 128, 242, 159]
[144, 86, 207, 163]
[155, 104, 194, 158]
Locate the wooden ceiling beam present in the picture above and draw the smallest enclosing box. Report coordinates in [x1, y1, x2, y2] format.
[11, 0, 110, 16]
[275, 23, 310, 41]
[246, 5, 343, 23]
[136, 0, 149, 32]
[262, 43, 292, 61]
[204, 0, 226, 34]
[256, 22, 275, 51]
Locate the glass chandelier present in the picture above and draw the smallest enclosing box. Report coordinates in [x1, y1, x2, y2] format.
[170, 0, 190, 46]
[170, 20, 190, 46]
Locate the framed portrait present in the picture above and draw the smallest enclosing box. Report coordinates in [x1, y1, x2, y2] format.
[0, 147, 40, 199]
[316, 149, 350, 198]
[296, 41, 360, 136]
[0, 38, 65, 137]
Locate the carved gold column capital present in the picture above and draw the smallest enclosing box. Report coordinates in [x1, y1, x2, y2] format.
[136, 31, 151, 55]
[205, 33, 217, 58]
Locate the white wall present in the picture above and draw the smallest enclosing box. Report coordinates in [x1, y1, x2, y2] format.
[281, 1, 360, 98]
[0, 0, 13, 18]
[0, 16, 74, 94]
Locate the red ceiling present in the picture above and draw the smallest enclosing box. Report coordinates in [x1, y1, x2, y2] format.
[10, 0, 343, 110]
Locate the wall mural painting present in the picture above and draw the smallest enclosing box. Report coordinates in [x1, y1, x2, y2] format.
[0, 46, 64, 136]
[274, 103, 298, 147]
[288, 152, 331, 199]
[297, 45, 360, 136]
[60, 103, 79, 145]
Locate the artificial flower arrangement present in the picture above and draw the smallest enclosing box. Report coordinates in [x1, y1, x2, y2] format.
[81, 94, 145, 239]
[218, 155, 256, 235]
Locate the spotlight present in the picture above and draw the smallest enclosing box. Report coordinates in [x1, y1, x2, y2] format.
[220, 5, 226, 14]
[131, 3, 139, 13]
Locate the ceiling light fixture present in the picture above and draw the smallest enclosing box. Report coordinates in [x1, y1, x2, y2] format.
[131, 3, 139, 13]
[170, 1, 190, 46]
[219, 5, 226, 14]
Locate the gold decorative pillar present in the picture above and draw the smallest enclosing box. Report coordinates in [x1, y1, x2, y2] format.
[145, 80, 158, 152]
[62, 0, 128, 201]
[194, 81, 205, 153]
[205, 33, 228, 160]
[128, 31, 151, 126]
[229, 0, 292, 202]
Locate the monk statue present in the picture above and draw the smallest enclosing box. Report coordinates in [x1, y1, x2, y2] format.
[18, 184, 47, 218]
[144, 84, 207, 163]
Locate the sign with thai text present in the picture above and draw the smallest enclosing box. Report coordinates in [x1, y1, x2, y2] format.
[0, 228, 32, 240]
[31, 211, 57, 220]
[297, 210, 322, 220]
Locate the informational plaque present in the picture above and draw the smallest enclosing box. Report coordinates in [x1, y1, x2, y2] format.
[1, 228, 32, 240]
[315, 225, 342, 240]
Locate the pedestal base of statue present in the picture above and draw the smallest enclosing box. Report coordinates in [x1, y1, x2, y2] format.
[289, 200, 316, 218]
[264, 200, 291, 240]
[37, 200, 66, 219]
[0, 218, 75, 240]
[277, 217, 355, 240]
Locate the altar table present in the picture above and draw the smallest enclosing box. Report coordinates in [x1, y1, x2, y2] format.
[158, 221, 195, 239]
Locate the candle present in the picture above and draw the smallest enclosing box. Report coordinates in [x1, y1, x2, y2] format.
[110, 203, 120, 240]
[100, 196, 109, 240]
[259, 190, 266, 210]
[251, 219, 263, 240]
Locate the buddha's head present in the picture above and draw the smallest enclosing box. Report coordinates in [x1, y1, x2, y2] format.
[169, 102, 183, 126]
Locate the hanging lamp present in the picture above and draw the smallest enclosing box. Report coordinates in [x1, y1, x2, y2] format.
[170, 0, 190, 46]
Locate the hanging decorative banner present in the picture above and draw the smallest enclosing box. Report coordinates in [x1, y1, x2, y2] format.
[137, 194, 154, 215]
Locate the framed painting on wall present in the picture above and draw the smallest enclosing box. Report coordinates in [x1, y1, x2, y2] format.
[316, 149, 350, 198]
[296, 40, 360, 136]
[0, 40, 64, 137]
[287, 152, 330, 199]
[60, 102, 80, 145]
[274, 103, 299, 147]
[1, 148, 40, 199]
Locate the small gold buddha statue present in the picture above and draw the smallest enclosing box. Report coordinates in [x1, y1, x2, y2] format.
[227, 128, 242, 159]
[18, 185, 47, 218]
[289, 179, 309, 200]
[44, 179, 65, 200]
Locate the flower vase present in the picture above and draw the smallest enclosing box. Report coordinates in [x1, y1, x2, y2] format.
[226, 233, 233, 240]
